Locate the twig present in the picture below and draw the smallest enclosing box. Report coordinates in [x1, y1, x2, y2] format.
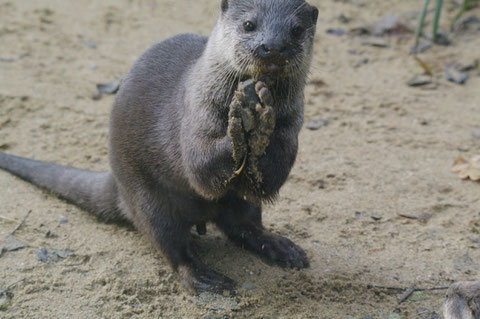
[415, 286, 449, 291]
[369, 284, 449, 291]
[9, 210, 32, 236]
[397, 213, 431, 221]
[0, 278, 26, 294]
[398, 283, 416, 304]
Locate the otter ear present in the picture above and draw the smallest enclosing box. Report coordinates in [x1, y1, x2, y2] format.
[221, 0, 228, 12]
[311, 6, 319, 24]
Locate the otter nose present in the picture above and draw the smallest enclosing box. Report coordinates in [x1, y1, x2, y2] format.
[258, 41, 288, 59]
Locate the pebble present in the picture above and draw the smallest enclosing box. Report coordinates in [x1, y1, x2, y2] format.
[306, 118, 329, 130]
[446, 64, 468, 84]
[355, 58, 369, 68]
[326, 28, 346, 36]
[409, 40, 432, 54]
[407, 75, 432, 87]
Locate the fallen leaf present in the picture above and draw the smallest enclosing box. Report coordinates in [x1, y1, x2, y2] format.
[408, 291, 428, 302]
[452, 155, 480, 181]
[413, 56, 433, 75]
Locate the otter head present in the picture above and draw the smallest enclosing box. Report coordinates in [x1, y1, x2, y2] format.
[216, 0, 318, 80]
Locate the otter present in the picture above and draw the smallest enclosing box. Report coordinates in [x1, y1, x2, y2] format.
[0, 0, 318, 293]
[445, 281, 480, 319]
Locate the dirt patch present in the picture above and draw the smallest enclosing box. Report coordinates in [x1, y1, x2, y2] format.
[1, 0, 480, 318]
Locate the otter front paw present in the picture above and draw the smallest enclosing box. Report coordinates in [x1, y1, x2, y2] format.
[228, 80, 276, 184]
[179, 261, 236, 294]
[246, 231, 309, 269]
[248, 81, 275, 158]
[227, 92, 247, 175]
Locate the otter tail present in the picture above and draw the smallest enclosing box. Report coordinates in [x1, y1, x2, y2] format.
[0, 151, 122, 221]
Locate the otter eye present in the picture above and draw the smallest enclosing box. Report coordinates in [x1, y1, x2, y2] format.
[291, 26, 305, 37]
[243, 21, 256, 32]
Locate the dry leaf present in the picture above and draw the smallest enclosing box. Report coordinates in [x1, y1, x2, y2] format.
[452, 155, 480, 181]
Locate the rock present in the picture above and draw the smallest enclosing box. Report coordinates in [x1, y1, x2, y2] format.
[453, 15, 480, 32]
[306, 118, 329, 130]
[36, 247, 72, 262]
[326, 28, 346, 36]
[410, 40, 432, 54]
[36, 247, 49, 262]
[97, 78, 122, 94]
[354, 58, 369, 68]
[407, 75, 432, 87]
[446, 64, 468, 84]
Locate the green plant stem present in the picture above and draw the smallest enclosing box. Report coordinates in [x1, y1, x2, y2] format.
[432, 0, 444, 43]
[414, 0, 431, 48]
[451, 0, 472, 29]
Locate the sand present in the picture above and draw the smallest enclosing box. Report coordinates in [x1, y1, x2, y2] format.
[0, 0, 479, 318]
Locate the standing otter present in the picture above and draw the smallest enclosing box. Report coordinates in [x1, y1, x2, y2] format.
[445, 281, 480, 319]
[0, 0, 318, 293]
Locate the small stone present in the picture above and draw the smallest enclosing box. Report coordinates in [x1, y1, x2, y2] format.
[338, 14, 350, 24]
[355, 58, 369, 68]
[306, 118, 329, 130]
[54, 249, 72, 259]
[0, 57, 15, 63]
[410, 40, 432, 54]
[446, 64, 468, 84]
[326, 28, 346, 36]
[59, 218, 69, 224]
[36, 247, 49, 262]
[96, 78, 122, 94]
[45, 231, 57, 238]
[407, 75, 432, 87]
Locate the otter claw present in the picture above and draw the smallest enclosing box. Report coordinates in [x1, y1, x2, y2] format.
[255, 81, 274, 106]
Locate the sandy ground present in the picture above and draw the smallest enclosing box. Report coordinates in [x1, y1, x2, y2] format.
[0, 0, 479, 318]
